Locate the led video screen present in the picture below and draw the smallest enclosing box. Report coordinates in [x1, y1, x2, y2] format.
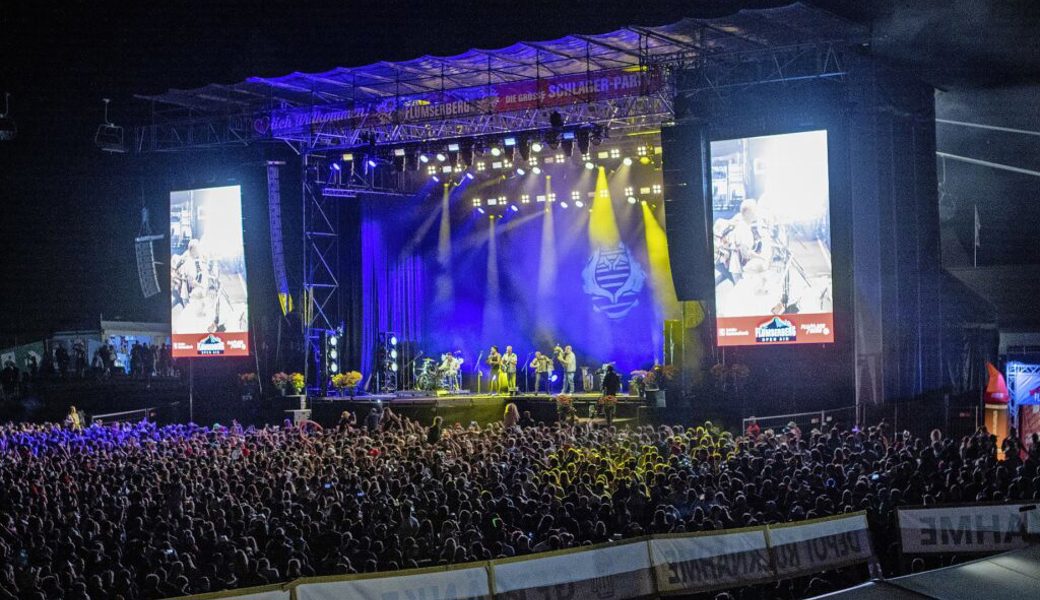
[170, 185, 250, 357]
[710, 130, 834, 346]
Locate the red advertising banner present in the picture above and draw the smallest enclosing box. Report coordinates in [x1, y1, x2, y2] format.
[267, 66, 663, 137]
[172, 332, 250, 358]
[717, 313, 834, 347]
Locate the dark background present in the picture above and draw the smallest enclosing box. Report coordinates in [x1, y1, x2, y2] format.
[1, 0, 1038, 343]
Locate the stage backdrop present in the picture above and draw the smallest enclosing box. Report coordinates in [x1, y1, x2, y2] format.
[357, 159, 679, 382]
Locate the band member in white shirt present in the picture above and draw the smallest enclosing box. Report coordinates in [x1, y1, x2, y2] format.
[555, 344, 577, 394]
[502, 345, 518, 394]
[530, 351, 553, 395]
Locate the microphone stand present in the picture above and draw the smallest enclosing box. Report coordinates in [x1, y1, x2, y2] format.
[474, 351, 484, 395]
[523, 351, 534, 394]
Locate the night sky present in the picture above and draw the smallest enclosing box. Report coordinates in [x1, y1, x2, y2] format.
[1, 1, 1037, 342]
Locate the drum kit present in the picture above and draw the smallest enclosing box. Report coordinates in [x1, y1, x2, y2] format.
[414, 351, 464, 392]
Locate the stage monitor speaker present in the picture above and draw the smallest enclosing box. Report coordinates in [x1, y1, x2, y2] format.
[661, 121, 714, 301]
[135, 235, 163, 298]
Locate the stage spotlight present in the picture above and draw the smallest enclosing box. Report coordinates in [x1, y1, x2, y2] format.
[639, 156, 652, 165]
[622, 157, 633, 166]
[390, 348, 398, 360]
[432, 175, 440, 182]
[477, 207, 485, 214]
[532, 166, 542, 175]
[504, 137, 516, 147]
[367, 159, 377, 168]
[627, 196, 637, 204]
[447, 142, 460, 152]
[390, 335, 398, 346]
[342, 153, 354, 162]
[419, 153, 430, 163]
[465, 172, 475, 180]
[330, 362, 339, 373]
[330, 348, 338, 360]
[531, 141, 543, 153]
[584, 161, 595, 170]
[510, 205, 519, 212]
[516, 167, 525, 176]
[575, 200, 585, 208]
[490, 146, 502, 157]
[436, 152, 447, 162]
[641, 199, 648, 205]
[560, 201, 569, 209]
[391, 362, 398, 372]
[329, 335, 338, 346]
[331, 162, 341, 171]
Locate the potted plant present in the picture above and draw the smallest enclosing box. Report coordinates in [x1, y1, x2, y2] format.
[238, 372, 258, 401]
[289, 372, 305, 395]
[332, 371, 362, 397]
[271, 372, 290, 395]
[555, 394, 576, 425]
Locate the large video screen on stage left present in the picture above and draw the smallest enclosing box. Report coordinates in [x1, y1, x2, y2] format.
[170, 185, 250, 357]
[710, 130, 834, 346]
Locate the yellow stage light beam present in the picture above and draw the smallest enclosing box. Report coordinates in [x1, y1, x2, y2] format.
[435, 182, 454, 305]
[589, 166, 620, 249]
[641, 201, 680, 319]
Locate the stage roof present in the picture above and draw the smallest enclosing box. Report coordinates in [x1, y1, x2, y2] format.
[139, 2, 864, 114]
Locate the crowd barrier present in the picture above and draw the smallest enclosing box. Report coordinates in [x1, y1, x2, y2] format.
[169, 511, 875, 600]
[898, 502, 1040, 554]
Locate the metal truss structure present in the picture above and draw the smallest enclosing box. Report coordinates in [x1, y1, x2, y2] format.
[131, 3, 867, 388]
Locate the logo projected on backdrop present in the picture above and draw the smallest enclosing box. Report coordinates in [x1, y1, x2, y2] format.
[582, 244, 646, 319]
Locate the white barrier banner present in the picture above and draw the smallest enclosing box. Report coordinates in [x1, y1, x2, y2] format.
[492, 541, 654, 600]
[295, 565, 491, 600]
[898, 503, 1040, 554]
[767, 513, 873, 578]
[650, 528, 772, 595]
[225, 592, 290, 600]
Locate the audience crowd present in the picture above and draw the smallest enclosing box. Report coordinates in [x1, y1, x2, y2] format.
[1, 409, 1038, 600]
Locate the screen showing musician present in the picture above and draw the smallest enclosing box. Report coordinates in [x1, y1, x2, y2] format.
[710, 130, 834, 346]
[170, 185, 250, 357]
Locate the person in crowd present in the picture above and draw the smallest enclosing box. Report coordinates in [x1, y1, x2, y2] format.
[66, 405, 83, 431]
[745, 416, 761, 439]
[503, 402, 520, 429]
[0, 412, 1034, 600]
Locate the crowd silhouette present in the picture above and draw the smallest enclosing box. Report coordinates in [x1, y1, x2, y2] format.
[0, 409, 1037, 600]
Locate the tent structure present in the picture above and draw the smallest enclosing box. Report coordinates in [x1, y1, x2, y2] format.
[808, 545, 1040, 600]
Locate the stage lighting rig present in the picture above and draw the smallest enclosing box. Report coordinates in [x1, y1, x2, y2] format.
[94, 98, 126, 153]
[0, 93, 16, 141]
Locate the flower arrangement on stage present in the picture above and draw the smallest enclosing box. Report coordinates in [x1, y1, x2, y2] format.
[271, 372, 290, 393]
[238, 372, 257, 386]
[332, 371, 362, 390]
[598, 395, 618, 406]
[289, 372, 305, 395]
[555, 394, 576, 424]
[598, 394, 618, 425]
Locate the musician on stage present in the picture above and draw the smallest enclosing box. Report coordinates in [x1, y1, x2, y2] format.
[530, 351, 553, 395]
[502, 345, 518, 394]
[486, 345, 502, 394]
[555, 344, 577, 394]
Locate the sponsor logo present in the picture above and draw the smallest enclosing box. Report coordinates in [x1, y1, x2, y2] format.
[755, 316, 796, 343]
[227, 339, 248, 351]
[196, 334, 226, 355]
[799, 322, 831, 336]
[718, 328, 750, 338]
[582, 243, 646, 320]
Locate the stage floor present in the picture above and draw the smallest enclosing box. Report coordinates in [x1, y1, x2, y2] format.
[310, 391, 644, 408]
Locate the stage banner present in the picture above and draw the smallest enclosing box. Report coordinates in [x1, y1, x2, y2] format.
[649, 528, 772, 595]
[294, 564, 491, 600]
[170, 185, 250, 358]
[492, 540, 655, 600]
[766, 513, 873, 579]
[709, 130, 835, 347]
[267, 66, 663, 138]
[898, 503, 1040, 555]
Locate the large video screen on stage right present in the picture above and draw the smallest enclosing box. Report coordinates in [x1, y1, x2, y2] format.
[170, 185, 250, 358]
[710, 130, 834, 346]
